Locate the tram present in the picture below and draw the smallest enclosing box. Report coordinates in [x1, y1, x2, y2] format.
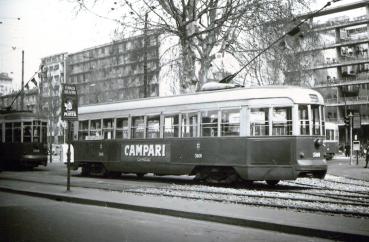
[323, 122, 339, 160]
[0, 110, 48, 169]
[71, 86, 327, 185]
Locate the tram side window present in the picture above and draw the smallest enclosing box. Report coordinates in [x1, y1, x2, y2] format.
[147, 115, 160, 138]
[103, 118, 114, 140]
[272, 107, 292, 136]
[33, 121, 41, 143]
[250, 108, 269, 136]
[181, 113, 198, 137]
[42, 122, 47, 143]
[5, 123, 12, 142]
[116, 118, 129, 139]
[132, 116, 145, 139]
[90, 119, 102, 137]
[299, 105, 309, 135]
[23, 122, 32, 143]
[312, 105, 321, 135]
[164, 115, 179, 138]
[201, 111, 218, 137]
[221, 109, 240, 136]
[78, 121, 89, 140]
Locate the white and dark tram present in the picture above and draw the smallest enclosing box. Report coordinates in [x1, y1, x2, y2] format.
[71, 86, 327, 185]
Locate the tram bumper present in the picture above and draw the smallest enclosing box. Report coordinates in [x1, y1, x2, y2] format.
[295, 159, 327, 179]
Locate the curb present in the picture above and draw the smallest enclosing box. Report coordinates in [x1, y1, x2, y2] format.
[1, 186, 368, 241]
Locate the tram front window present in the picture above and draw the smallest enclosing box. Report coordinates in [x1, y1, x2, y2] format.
[250, 108, 269, 136]
[23, 122, 32, 143]
[312, 105, 321, 135]
[299, 105, 309, 135]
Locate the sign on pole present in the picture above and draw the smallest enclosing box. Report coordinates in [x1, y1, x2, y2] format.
[61, 84, 78, 121]
[61, 84, 78, 191]
[353, 113, 361, 129]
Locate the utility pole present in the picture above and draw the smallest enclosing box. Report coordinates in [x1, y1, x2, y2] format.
[21, 50, 24, 110]
[349, 112, 353, 165]
[143, 11, 148, 98]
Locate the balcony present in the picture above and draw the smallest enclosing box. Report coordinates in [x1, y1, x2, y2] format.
[311, 15, 369, 33]
[325, 96, 369, 106]
[327, 117, 369, 125]
[314, 75, 369, 88]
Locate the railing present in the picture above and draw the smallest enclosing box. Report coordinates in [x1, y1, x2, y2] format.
[314, 75, 369, 87]
[311, 15, 369, 30]
[325, 96, 369, 105]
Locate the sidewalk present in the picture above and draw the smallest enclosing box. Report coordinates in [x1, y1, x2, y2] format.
[328, 155, 369, 181]
[0, 176, 368, 241]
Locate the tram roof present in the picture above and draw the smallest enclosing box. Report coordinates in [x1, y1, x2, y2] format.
[79, 86, 324, 115]
[0, 110, 47, 120]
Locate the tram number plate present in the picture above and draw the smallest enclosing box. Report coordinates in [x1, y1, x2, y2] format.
[33, 149, 40, 153]
[313, 152, 320, 158]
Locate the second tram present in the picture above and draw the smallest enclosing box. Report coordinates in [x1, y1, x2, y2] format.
[324, 122, 339, 160]
[0, 110, 48, 169]
[71, 86, 327, 185]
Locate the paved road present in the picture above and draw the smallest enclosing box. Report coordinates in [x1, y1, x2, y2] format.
[0, 192, 331, 242]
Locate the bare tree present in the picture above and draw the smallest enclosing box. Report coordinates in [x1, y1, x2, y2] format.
[72, 0, 313, 92]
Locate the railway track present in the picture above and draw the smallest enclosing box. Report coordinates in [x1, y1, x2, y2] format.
[2, 172, 368, 219]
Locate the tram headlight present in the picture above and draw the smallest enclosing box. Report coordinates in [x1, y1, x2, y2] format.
[299, 152, 305, 158]
[314, 138, 323, 148]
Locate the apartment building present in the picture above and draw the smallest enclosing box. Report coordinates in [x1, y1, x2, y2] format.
[0, 72, 12, 96]
[66, 32, 160, 106]
[284, 0, 369, 145]
[0, 88, 38, 112]
[39, 52, 67, 143]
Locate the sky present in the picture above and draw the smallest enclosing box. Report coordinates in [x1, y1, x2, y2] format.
[0, 0, 363, 90]
[0, 0, 119, 89]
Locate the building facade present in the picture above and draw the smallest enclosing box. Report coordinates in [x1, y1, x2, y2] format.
[0, 72, 13, 96]
[66, 32, 160, 106]
[283, 1, 369, 146]
[39, 52, 67, 143]
[0, 88, 38, 112]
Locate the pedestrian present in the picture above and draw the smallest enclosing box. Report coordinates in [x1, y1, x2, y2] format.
[345, 144, 350, 157]
[365, 145, 369, 168]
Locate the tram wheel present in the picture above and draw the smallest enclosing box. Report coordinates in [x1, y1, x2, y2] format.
[81, 166, 90, 176]
[136, 173, 146, 178]
[266, 180, 280, 186]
